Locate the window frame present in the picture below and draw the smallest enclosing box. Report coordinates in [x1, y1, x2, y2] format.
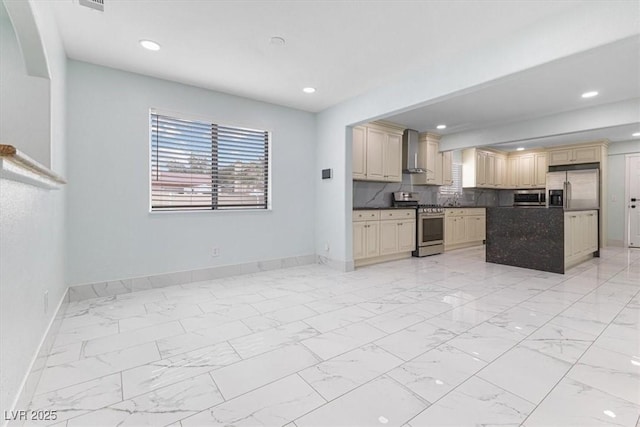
[148, 108, 272, 214]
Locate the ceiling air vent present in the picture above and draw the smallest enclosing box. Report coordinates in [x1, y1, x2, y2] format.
[79, 0, 104, 12]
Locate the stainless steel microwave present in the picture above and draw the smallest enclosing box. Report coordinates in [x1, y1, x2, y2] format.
[513, 189, 546, 207]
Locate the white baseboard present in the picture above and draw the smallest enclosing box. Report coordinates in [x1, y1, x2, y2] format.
[317, 255, 354, 272]
[606, 239, 624, 247]
[68, 254, 317, 302]
[5, 288, 69, 427]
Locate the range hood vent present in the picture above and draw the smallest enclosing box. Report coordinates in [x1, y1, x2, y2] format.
[79, 0, 104, 12]
[402, 129, 426, 174]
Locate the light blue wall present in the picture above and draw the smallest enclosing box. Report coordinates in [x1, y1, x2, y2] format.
[65, 61, 317, 285]
[0, 2, 49, 166]
[0, 0, 67, 416]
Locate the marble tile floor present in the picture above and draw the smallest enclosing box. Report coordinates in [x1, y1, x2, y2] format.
[22, 246, 640, 427]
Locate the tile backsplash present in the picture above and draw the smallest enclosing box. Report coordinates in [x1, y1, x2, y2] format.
[353, 175, 503, 208]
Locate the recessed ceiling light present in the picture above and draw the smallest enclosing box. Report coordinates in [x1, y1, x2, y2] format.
[632, 132, 640, 137]
[516, 147, 525, 151]
[581, 91, 598, 98]
[270, 36, 285, 46]
[603, 410, 616, 418]
[139, 40, 160, 51]
[436, 124, 447, 130]
[302, 87, 316, 94]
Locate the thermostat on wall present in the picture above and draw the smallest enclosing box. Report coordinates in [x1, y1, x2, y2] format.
[322, 168, 332, 179]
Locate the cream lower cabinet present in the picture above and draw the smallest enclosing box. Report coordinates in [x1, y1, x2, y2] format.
[380, 219, 416, 255]
[354, 209, 415, 266]
[353, 210, 380, 260]
[445, 216, 467, 245]
[466, 214, 486, 242]
[564, 210, 598, 268]
[444, 208, 486, 251]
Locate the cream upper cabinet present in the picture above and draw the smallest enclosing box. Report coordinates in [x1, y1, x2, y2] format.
[494, 154, 507, 188]
[518, 154, 535, 187]
[411, 133, 443, 186]
[534, 153, 547, 187]
[548, 145, 601, 166]
[429, 140, 444, 185]
[352, 126, 367, 180]
[505, 151, 546, 188]
[384, 133, 402, 181]
[365, 127, 385, 180]
[462, 148, 504, 188]
[442, 151, 453, 186]
[507, 156, 518, 188]
[352, 123, 403, 183]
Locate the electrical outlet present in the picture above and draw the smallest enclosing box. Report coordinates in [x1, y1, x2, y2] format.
[43, 290, 48, 314]
[212, 247, 220, 257]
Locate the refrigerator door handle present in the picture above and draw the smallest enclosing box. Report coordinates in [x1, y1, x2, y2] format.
[566, 181, 572, 209]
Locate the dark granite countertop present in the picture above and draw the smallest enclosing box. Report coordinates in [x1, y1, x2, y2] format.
[353, 206, 413, 210]
[444, 205, 495, 209]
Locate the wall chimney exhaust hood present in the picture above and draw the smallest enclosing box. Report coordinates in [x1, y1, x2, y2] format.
[402, 129, 426, 173]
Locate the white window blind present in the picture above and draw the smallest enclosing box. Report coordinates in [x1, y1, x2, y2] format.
[439, 162, 463, 195]
[150, 113, 269, 211]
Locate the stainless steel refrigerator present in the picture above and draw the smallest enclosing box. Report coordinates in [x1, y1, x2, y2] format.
[546, 169, 599, 210]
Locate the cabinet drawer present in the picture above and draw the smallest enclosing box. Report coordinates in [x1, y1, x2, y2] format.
[445, 208, 466, 217]
[353, 210, 380, 221]
[466, 208, 486, 216]
[380, 209, 416, 220]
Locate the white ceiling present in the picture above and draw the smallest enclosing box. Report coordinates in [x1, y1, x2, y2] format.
[51, 0, 583, 112]
[49, 0, 639, 150]
[384, 39, 640, 135]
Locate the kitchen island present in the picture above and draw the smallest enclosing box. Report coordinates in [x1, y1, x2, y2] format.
[485, 207, 598, 274]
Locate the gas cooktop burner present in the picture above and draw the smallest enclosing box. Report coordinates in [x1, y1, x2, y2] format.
[417, 204, 445, 214]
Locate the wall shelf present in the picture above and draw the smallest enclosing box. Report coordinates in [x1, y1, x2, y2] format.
[0, 144, 66, 189]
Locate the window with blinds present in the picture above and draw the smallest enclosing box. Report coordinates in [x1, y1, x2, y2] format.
[150, 112, 269, 211]
[439, 162, 463, 196]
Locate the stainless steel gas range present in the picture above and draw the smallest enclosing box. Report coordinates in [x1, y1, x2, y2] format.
[393, 192, 444, 257]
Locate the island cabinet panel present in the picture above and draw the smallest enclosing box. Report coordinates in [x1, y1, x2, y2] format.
[564, 210, 598, 268]
[444, 208, 485, 251]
